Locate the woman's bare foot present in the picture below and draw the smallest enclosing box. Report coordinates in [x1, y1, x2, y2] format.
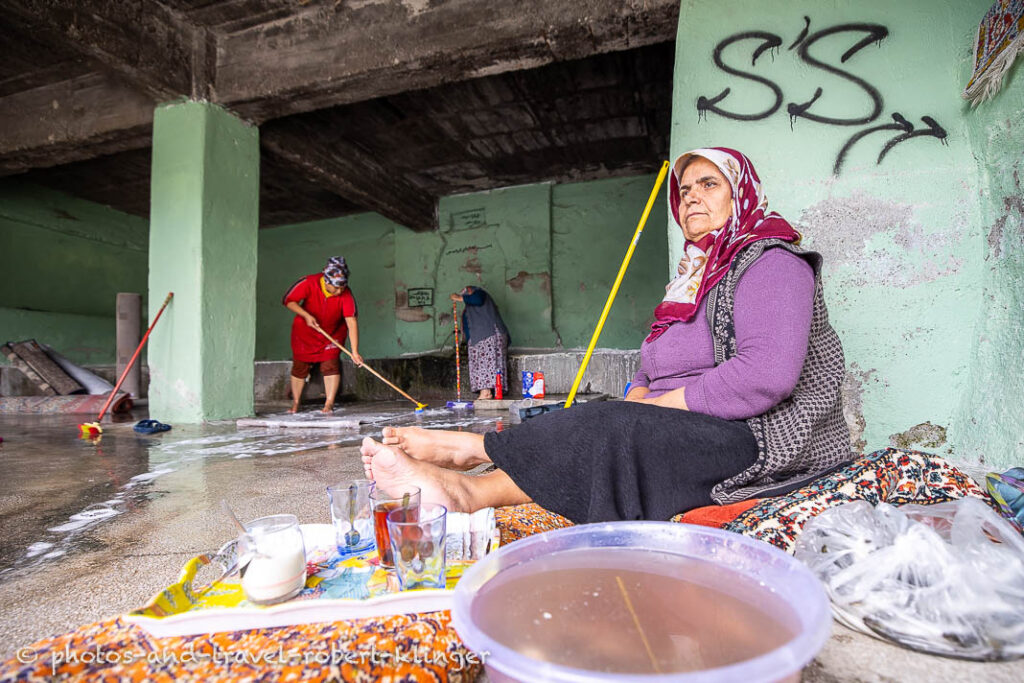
[359, 437, 473, 512]
[380, 426, 488, 470]
[321, 404, 334, 414]
[288, 404, 300, 414]
[477, 389, 493, 400]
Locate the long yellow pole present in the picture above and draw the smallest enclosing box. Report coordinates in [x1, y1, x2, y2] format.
[564, 160, 669, 409]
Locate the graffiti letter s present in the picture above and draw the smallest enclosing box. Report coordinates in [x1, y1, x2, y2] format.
[696, 32, 784, 122]
[788, 23, 889, 126]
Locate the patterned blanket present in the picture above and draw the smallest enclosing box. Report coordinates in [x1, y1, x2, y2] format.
[495, 448, 987, 553]
[0, 612, 480, 683]
[964, 0, 1024, 104]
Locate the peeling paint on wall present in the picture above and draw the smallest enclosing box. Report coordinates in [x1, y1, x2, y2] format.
[889, 421, 947, 450]
[841, 362, 878, 453]
[797, 192, 963, 287]
[988, 171, 1024, 260]
[460, 256, 483, 277]
[506, 270, 551, 294]
[394, 289, 431, 323]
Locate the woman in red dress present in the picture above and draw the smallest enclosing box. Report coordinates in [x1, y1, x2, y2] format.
[282, 256, 363, 413]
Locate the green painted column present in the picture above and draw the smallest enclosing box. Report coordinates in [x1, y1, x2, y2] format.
[148, 101, 259, 422]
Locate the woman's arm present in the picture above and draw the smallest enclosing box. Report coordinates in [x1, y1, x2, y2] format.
[462, 289, 486, 306]
[684, 249, 814, 420]
[345, 316, 362, 366]
[283, 278, 316, 326]
[286, 301, 316, 327]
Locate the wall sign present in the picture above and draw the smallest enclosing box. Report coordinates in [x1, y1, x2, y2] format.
[451, 208, 487, 231]
[407, 288, 434, 307]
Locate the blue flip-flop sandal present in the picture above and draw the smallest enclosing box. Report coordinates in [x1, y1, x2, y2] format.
[134, 419, 172, 434]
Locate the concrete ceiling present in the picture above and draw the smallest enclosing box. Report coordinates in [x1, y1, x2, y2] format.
[0, 0, 678, 230]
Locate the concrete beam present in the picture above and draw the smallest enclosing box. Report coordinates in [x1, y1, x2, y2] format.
[262, 121, 438, 233]
[0, 0, 677, 178]
[218, 0, 680, 121]
[0, 0, 205, 99]
[0, 73, 154, 176]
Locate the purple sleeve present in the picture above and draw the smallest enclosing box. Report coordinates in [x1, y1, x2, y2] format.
[631, 365, 650, 389]
[685, 249, 814, 420]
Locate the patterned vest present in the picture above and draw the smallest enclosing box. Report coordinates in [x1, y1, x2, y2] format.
[705, 239, 852, 503]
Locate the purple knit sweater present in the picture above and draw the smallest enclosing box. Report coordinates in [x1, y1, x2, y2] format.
[631, 248, 814, 421]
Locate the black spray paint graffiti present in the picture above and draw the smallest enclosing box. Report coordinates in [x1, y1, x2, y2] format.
[696, 18, 948, 175]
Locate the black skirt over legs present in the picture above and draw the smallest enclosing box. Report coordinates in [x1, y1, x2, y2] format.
[483, 401, 758, 523]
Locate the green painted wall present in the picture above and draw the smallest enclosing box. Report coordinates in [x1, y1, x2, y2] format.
[0, 180, 148, 365]
[957, 59, 1024, 467]
[672, 0, 1020, 466]
[148, 101, 259, 422]
[256, 214, 398, 359]
[256, 175, 670, 361]
[395, 184, 559, 353]
[552, 175, 668, 349]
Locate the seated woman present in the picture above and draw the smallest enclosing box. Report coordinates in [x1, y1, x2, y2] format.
[361, 147, 852, 523]
[450, 286, 511, 400]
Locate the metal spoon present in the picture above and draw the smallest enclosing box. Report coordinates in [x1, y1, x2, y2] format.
[221, 499, 248, 535]
[345, 483, 360, 547]
[221, 499, 264, 565]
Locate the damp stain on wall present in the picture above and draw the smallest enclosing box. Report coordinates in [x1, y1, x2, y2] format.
[460, 256, 483, 277]
[506, 270, 551, 294]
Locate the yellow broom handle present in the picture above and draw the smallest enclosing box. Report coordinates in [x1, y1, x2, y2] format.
[564, 161, 669, 409]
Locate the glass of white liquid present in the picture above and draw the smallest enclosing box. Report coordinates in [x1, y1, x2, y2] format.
[239, 514, 307, 605]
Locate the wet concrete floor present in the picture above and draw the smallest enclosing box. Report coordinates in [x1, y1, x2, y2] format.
[0, 401, 504, 660]
[0, 403, 1021, 680]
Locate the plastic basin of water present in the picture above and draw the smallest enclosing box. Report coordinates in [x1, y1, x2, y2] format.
[451, 522, 831, 682]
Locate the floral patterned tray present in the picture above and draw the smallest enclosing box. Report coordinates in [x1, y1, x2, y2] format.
[126, 522, 497, 638]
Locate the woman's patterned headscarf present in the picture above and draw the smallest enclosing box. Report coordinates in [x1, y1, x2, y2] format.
[646, 147, 801, 342]
[323, 256, 349, 287]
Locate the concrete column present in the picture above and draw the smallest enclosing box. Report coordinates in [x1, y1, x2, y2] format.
[148, 101, 259, 422]
[115, 292, 142, 397]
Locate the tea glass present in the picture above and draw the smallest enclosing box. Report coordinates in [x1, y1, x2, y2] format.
[369, 485, 421, 567]
[327, 479, 376, 555]
[387, 503, 447, 590]
[239, 514, 306, 605]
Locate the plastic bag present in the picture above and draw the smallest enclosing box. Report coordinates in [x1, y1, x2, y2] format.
[794, 497, 1024, 661]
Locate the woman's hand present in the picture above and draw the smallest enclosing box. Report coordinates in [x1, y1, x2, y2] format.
[624, 386, 650, 402]
[350, 351, 363, 367]
[624, 386, 689, 411]
[450, 293, 462, 302]
[304, 313, 318, 328]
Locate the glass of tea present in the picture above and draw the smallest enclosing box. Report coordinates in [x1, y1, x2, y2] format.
[369, 485, 421, 567]
[387, 502, 447, 590]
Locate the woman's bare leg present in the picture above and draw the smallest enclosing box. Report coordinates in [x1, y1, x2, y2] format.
[379, 427, 489, 470]
[288, 376, 305, 413]
[322, 373, 340, 413]
[359, 437, 530, 512]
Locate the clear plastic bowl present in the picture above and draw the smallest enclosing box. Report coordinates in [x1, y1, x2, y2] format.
[451, 521, 830, 682]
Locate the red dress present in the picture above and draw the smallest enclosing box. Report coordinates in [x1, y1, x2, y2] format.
[282, 274, 358, 362]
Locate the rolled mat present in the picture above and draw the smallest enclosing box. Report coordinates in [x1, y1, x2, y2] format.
[0, 392, 132, 415]
[236, 417, 361, 430]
